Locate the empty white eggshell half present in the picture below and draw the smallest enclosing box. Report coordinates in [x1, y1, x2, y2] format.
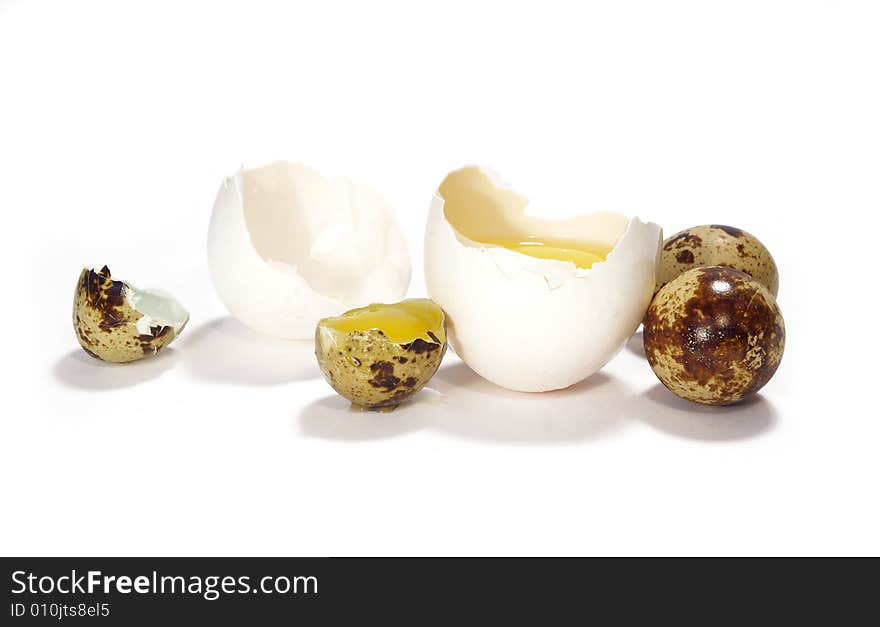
[424, 166, 662, 392]
[208, 162, 411, 339]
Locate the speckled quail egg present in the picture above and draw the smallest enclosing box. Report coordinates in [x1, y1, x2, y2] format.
[315, 299, 447, 410]
[643, 266, 785, 405]
[73, 266, 189, 363]
[658, 224, 779, 296]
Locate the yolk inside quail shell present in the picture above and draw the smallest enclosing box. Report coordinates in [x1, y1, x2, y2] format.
[320, 298, 445, 344]
[315, 299, 447, 410]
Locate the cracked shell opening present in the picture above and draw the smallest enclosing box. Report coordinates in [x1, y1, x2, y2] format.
[318, 298, 446, 345]
[126, 285, 189, 335]
[437, 166, 629, 270]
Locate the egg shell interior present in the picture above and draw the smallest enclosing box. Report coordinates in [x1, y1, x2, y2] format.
[424, 166, 662, 392]
[126, 285, 189, 335]
[207, 162, 411, 339]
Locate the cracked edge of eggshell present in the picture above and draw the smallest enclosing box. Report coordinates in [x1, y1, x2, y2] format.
[430, 164, 663, 290]
[208, 161, 412, 339]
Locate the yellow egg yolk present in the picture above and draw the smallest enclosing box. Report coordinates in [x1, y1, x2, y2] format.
[320, 299, 444, 344]
[490, 237, 611, 269]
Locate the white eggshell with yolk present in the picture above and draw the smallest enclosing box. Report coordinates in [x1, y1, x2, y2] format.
[208, 162, 411, 339]
[424, 166, 662, 392]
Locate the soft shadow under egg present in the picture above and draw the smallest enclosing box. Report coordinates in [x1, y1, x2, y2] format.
[181, 317, 319, 386]
[54, 348, 179, 391]
[637, 384, 777, 441]
[297, 361, 634, 444]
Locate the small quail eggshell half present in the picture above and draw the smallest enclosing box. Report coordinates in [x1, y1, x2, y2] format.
[73, 266, 189, 363]
[424, 166, 662, 392]
[644, 266, 785, 405]
[658, 224, 779, 296]
[315, 299, 447, 409]
[208, 161, 411, 339]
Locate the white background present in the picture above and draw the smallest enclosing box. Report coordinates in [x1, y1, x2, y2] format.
[2, 0, 878, 556]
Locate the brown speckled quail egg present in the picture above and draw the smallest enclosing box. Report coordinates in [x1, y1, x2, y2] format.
[73, 266, 189, 363]
[644, 266, 785, 405]
[315, 299, 447, 410]
[658, 225, 779, 296]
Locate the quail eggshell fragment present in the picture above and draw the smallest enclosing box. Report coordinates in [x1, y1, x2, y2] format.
[207, 161, 411, 339]
[315, 300, 447, 409]
[658, 224, 779, 296]
[424, 166, 662, 392]
[643, 266, 785, 405]
[73, 266, 189, 363]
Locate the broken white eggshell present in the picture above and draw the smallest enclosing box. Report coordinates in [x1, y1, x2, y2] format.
[207, 162, 412, 339]
[424, 166, 662, 392]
